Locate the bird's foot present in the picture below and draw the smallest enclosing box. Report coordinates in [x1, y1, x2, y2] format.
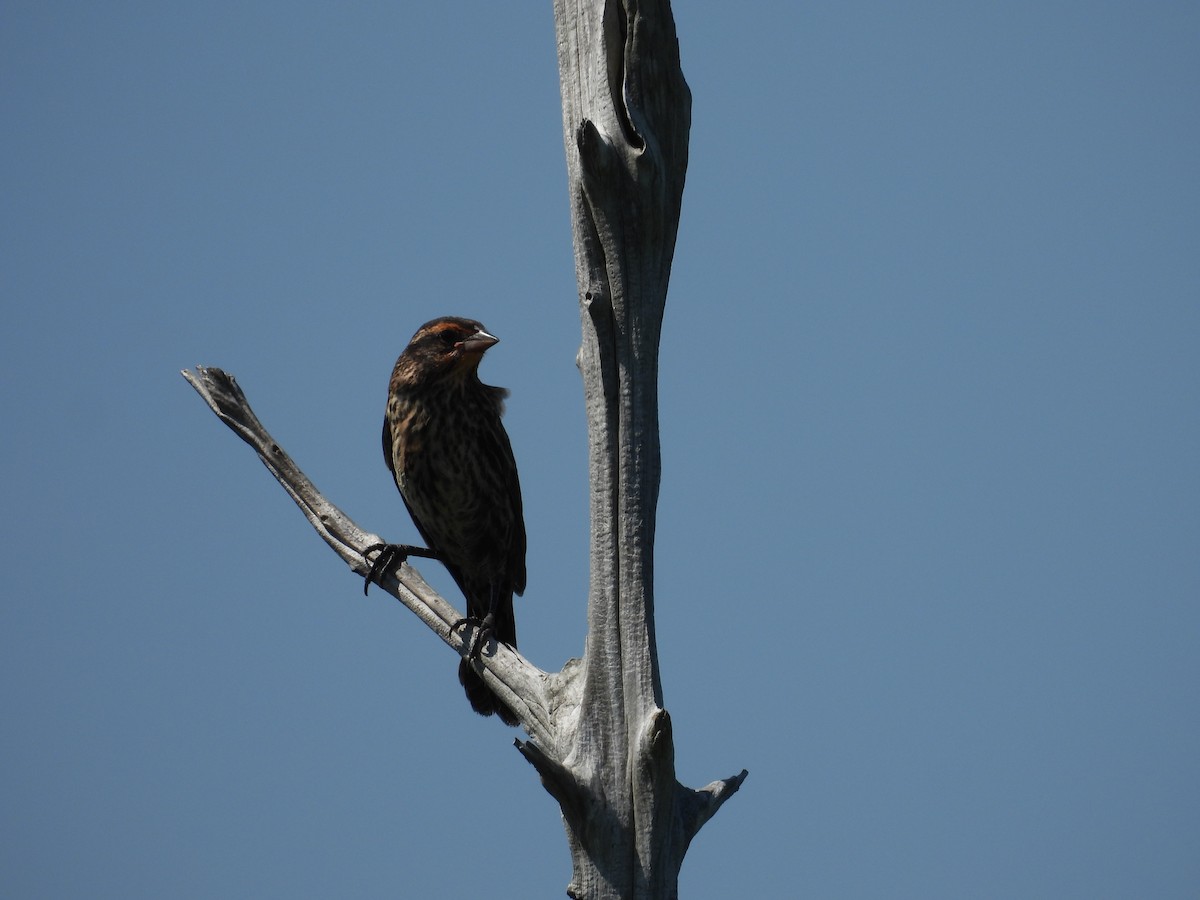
[449, 612, 496, 661]
[362, 542, 437, 595]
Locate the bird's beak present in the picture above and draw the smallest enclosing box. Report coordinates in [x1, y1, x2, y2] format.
[460, 329, 499, 354]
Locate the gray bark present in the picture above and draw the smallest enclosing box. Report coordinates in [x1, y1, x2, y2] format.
[532, 1, 746, 898]
[182, 1, 745, 896]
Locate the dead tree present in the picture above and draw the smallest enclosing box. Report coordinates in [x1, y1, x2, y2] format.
[183, 1, 745, 897]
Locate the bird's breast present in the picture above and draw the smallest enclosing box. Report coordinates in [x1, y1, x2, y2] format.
[386, 385, 516, 578]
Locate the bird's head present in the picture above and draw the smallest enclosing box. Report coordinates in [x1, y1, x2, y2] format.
[398, 316, 499, 382]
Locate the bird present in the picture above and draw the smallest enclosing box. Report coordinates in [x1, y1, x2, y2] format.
[365, 316, 526, 726]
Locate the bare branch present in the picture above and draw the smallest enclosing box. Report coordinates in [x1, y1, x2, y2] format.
[678, 769, 750, 855]
[180, 365, 556, 739]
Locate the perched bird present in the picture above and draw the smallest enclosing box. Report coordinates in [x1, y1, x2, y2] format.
[367, 316, 526, 726]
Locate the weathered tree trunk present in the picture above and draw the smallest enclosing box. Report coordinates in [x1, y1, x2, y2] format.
[182, 1, 744, 897]
[514, 2, 745, 899]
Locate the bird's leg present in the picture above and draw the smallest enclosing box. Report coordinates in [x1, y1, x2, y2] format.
[450, 584, 500, 660]
[448, 613, 492, 660]
[362, 542, 438, 595]
[467, 612, 496, 661]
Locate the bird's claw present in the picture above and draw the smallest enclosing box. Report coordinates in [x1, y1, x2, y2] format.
[363, 543, 405, 595]
[449, 613, 496, 661]
[362, 542, 438, 595]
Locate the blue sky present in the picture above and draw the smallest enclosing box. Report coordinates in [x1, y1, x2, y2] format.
[3, 2, 1198, 897]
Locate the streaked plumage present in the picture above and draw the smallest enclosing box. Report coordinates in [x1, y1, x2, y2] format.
[379, 317, 525, 725]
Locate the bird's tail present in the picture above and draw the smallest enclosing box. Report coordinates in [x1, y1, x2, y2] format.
[459, 661, 519, 726]
[459, 589, 519, 726]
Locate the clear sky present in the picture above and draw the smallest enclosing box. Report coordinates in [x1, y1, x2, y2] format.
[3, 3, 1198, 898]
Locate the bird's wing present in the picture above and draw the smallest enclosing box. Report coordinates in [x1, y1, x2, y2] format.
[498, 418, 527, 597]
[381, 416, 396, 479]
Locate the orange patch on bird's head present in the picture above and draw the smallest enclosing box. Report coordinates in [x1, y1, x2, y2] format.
[402, 316, 499, 379]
